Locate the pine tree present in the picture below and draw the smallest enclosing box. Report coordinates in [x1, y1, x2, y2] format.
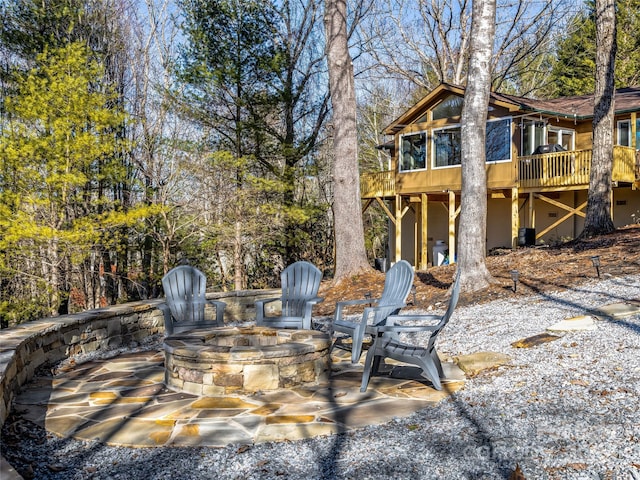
[549, 0, 640, 96]
[0, 42, 148, 321]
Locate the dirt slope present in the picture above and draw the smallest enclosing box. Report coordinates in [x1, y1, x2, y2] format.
[317, 224, 640, 315]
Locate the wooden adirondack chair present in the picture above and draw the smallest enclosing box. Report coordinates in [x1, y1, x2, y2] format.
[330, 260, 414, 364]
[160, 265, 226, 335]
[255, 261, 324, 330]
[360, 269, 461, 392]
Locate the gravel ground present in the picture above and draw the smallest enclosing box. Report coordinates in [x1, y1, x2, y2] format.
[3, 274, 640, 479]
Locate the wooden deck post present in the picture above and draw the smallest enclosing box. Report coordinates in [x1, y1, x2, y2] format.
[448, 191, 456, 265]
[528, 192, 535, 230]
[511, 187, 519, 249]
[395, 195, 402, 263]
[420, 193, 428, 270]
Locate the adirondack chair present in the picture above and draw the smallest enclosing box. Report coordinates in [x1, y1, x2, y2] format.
[360, 269, 461, 392]
[160, 265, 226, 335]
[330, 260, 414, 364]
[255, 261, 324, 330]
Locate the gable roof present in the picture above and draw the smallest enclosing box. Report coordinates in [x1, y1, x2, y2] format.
[384, 83, 521, 135]
[495, 87, 640, 120]
[384, 84, 640, 135]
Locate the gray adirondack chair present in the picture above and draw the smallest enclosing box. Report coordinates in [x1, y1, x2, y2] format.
[255, 261, 324, 330]
[160, 265, 226, 335]
[330, 260, 414, 364]
[360, 269, 461, 392]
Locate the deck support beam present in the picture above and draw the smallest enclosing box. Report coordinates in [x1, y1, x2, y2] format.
[511, 188, 520, 249]
[393, 196, 411, 264]
[420, 193, 428, 270]
[395, 195, 402, 263]
[448, 191, 457, 265]
[528, 192, 535, 230]
[534, 194, 587, 239]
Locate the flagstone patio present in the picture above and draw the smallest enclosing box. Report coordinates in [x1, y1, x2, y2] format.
[10, 349, 466, 448]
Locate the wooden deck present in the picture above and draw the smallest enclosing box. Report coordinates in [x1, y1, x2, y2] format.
[360, 146, 638, 198]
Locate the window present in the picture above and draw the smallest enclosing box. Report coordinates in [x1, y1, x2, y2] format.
[522, 120, 545, 155]
[486, 118, 512, 162]
[432, 118, 512, 168]
[433, 126, 461, 167]
[618, 119, 631, 146]
[431, 95, 463, 120]
[399, 132, 427, 172]
[548, 127, 575, 151]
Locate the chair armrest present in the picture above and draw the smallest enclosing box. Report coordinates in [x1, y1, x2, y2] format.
[206, 299, 226, 326]
[255, 297, 281, 308]
[301, 297, 324, 329]
[365, 302, 406, 320]
[334, 297, 379, 321]
[255, 297, 281, 325]
[370, 314, 442, 334]
[335, 298, 380, 308]
[306, 296, 324, 305]
[373, 324, 439, 333]
[386, 314, 442, 325]
[206, 299, 226, 308]
[158, 303, 174, 335]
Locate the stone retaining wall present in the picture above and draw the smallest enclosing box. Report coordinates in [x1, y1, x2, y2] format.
[0, 289, 279, 432]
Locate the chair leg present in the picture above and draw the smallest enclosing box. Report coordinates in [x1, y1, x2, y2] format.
[160, 306, 174, 335]
[431, 348, 444, 378]
[415, 356, 442, 391]
[216, 305, 224, 327]
[328, 324, 337, 354]
[351, 324, 366, 364]
[360, 346, 377, 392]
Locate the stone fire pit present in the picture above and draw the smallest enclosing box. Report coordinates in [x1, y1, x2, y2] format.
[163, 326, 330, 395]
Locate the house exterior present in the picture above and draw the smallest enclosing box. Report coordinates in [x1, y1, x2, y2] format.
[361, 83, 640, 270]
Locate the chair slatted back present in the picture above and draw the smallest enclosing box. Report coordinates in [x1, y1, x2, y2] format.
[371, 260, 414, 324]
[425, 269, 461, 351]
[162, 266, 207, 325]
[280, 261, 322, 317]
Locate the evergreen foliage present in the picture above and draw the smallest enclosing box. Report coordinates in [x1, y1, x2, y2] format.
[549, 0, 640, 97]
[176, 0, 330, 287]
[0, 42, 152, 321]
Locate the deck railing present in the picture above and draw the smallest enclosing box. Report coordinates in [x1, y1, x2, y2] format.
[518, 146, 637, 188]
[611, 145, 637, 182]
[360, 147, 639, 198]
[361, 170, 395, 198]
[518, 149, 591, 188]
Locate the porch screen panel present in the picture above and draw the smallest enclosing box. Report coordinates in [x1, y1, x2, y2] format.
[400, 132, 427, 171]
[433, 126, 461, 167]
[618, 120, 631, 146]
[486, 118, 511, 162]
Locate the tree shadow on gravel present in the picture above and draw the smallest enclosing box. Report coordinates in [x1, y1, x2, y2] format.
[520, 277, 640, 335]
[313, 274, 640, 479]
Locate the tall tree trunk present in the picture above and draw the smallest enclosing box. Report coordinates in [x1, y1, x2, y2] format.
[234, 219, 245, 290]
[324, 0, 370, 282]
[457, 0, 496, 292]
[581, 0, 617, 238]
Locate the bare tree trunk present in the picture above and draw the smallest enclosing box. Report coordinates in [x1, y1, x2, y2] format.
[362, 0, 571, 95]
[234, 219, 245, 290]
[581, 0, 616, 238]
[324, 0, 371, 282]
[457, 0, 496, 293]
